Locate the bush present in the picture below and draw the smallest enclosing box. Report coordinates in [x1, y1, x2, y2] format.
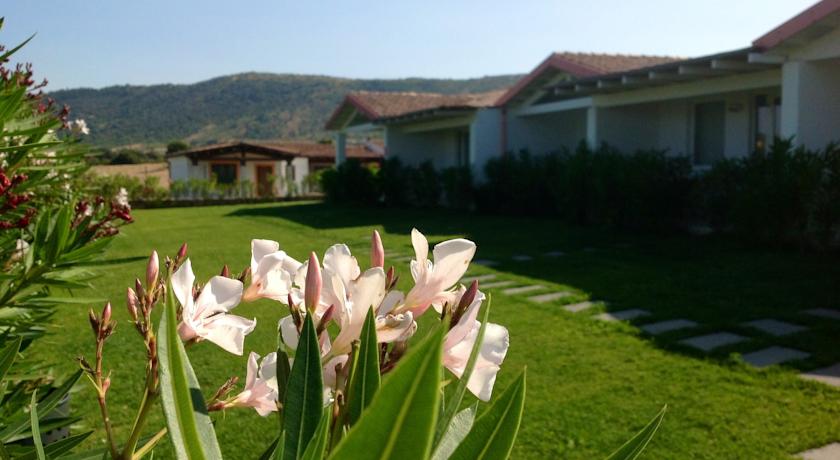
[82, 173, 169, 202]
[320, 160, 379, 204]
[170, 178, 256, 200]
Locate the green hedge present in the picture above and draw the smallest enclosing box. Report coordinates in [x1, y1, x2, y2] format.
[320, 141, 840, 249]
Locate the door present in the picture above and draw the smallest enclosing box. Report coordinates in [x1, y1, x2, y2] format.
[256, 165, 274, 197]
[693, 101, 726, 166]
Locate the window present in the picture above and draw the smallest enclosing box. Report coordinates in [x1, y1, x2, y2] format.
[210, 163, 237, 184]
[754, 94, 782, 153]
[693, 101, 726, 166]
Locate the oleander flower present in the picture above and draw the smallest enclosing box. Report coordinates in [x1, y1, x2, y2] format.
[443, 286, 509, 401]
[173, 259, 256, 355]
[242, 239, 300, 302]
[228, 352, 279, 416]
[399, 229, 476, 317]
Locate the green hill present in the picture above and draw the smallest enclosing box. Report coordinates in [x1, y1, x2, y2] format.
[50, 72, 522, 147]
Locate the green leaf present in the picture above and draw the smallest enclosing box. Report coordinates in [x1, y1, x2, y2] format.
[435, 297, 492, 444]
[157, 280, 222, 459]
[345, 308, 380, 425]
[0, 370, 82, 442]
[29, 391, 46, 460]
[282, 314, 324, 460]
[275, 349, 291, 410]
[15, 431, 92, 460]
[0, 336, 22, 384]
[449, 369, 526, 460]
[301, 407, 332, 460]
[259, 434, 282, 460]
[329, 326, 444, 460]
[604, 405, 667, 460]
[431, 403, 477, 460]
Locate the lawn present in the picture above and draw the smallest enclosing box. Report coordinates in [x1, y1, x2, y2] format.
[29, 201, 840, 459]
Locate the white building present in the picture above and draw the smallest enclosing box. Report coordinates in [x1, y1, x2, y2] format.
[327, 0, 840, 177]
[166, 141, 382, 197]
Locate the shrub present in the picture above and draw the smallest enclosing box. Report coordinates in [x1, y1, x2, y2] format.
[441, 165, 474, 210]
[320, 159, 379, 204]
[82, 173, 169, 202]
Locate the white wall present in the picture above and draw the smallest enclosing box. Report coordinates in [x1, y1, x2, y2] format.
[385, 126, 463, 168]
[469, 108, 502, 180]
[507, 109, 587, 154]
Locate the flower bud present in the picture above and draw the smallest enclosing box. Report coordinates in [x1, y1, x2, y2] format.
[102, 377, 111, 395]
[126, 288, 139, 321]
[452, 280, 478, 326]
[177, 242, 188, 260]
[239, 266, 251, 284]
[101, 302, 112, 325]
[88, 309, 99, 337]
[371, 230, 384, 268]
[304, 252, 321, 312]
[317, 304, 336, 335]
[220, 264, 230, 278]
[135, 278, 145, 299]
[146, 251, 159, 289]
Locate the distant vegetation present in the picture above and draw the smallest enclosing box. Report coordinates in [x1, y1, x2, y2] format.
[50, 72, 522, 147]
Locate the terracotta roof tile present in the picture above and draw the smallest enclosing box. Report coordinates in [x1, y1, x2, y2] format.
[167, 141, 383, 161]
[347, 89, 506, 118]
[551, 52, 682, 74]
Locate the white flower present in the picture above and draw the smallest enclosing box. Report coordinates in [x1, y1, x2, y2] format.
[228, 352, 278, 416]
[9, 239, 29, 263]
[442, 287, 509, 402]
[114, 187, 130, 208]
[172, 259, 256, 355]
[70, 119, 90, 136]
[242, 239, 299, 302]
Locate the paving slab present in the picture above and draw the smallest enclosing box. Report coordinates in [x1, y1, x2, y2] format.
[594, 309, 650, 322]
[473, 259, 499, 267]
[563, 301, 595, 313]
[543, 251, 566, 257]
[743, 318, 808, 337]
[797, 443, 840, 460]
[641, 319, 698, 335]
[800, 363, 840, 388]
[461, 274, 498, 284]
[804, 308, 840, 320]
[529, 291, 573, 303]
[679, 332, 746, 352]
[480, 280, 516, 289]
[742, 346, 810, 367]
[502, 285, 544, 295]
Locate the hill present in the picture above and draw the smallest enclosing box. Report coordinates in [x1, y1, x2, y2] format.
[50, 73, 522, 147]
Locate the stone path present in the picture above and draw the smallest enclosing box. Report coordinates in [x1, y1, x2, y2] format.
[543, 251, 566, 257]
[796, 443, 840, 460]
[804, 308, 840, 320]
[741, 346, 810, 367]
[800, 363, 840, 388]
[679, 332, 746, 352]
[641, 319, 698, 335]
[480, 280, 516, 289]
[594, 309, 650, 322]
[529, 292, 573, 303]
[743, 319, 807, 337]
[502, 285, 544, 295]
[473, 259, 499, 267]
[563, 301, 596, 313]
[511, 255, 533, 262]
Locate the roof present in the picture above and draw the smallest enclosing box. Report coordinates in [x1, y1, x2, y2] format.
[753, 0, 840, 50]
[166, 141, 383, 162]
[325, 89, 506, 130]
[496, 52, 682, 106]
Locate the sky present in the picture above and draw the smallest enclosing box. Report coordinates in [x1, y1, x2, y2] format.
[2, 0, 819, 90]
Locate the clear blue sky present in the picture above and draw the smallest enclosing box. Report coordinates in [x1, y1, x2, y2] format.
[2, 0, 817, 90]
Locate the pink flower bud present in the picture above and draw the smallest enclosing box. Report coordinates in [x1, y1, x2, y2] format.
[102, 377, 111, 395]
[126, 288, 138, 321]
[146, 251, 159, 288]
[304, 252, 321, 312]
[177, 242, 188, 260]
[220, 265, 230, 278]
[371, 230, 384, 268]
[101, 302, 112, 325]
[88, 309, 99, 337]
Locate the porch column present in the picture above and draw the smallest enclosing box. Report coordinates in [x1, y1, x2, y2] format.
[335, 131, 347, 166]
[586, 106, 599, 149]
[780, 61, 802, 142]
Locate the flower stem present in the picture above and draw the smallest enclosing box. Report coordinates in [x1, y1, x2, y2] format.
[94, 339, 120, 459]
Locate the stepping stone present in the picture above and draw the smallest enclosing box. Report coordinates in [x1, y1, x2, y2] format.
[502, 285, 544, 295]
[798, 443, 840, 460]
[563, 301, 595, 313]
[595, 309, 650, 322]
[800, 363, 840, 388]
[804, 308, 840, 320]
[742, 346, 810, 368]
[679, 332, 746, 352]
[480, 280, 516, 289]
[543, 251, 566, 257]
[511, 255, 533, 262]
[641, 319, 698, 335]
[743, 319, 807, 337]
[473, 259, 499, 267]
[461, 274, 497, 284]
[529, 292, 573, 303]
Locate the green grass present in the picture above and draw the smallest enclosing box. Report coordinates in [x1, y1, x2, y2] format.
[29, 201, 840, 459]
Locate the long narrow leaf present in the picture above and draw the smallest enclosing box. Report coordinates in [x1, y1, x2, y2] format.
[157, 281, 222, 459]
[259, 434, 282, 460]
[0, 337, 22, 384]
[15, 431, 92, 460]
[300, 408, 332, 460]
[604, 405, 667, 460]
[345, 309, 380, 425]
[449, 369, 526, 460]
[0, 370, 82, 442]
[431, 403, 477, 460]
[329, 326, 444, 460]
[282, 314, 324, 460]
[29, 391, 46, 460]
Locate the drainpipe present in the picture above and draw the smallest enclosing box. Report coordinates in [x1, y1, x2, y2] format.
[500, 107, 508, 156]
